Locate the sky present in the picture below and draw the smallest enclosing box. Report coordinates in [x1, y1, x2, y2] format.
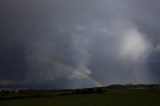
[0, 0, 160, 89]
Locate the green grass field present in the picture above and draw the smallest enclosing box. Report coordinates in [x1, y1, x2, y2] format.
[0, 89, 160, 106]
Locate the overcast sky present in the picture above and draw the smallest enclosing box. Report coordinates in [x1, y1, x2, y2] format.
[1, 0, 160, 89]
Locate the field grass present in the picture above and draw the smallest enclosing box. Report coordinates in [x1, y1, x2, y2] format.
[0, 89, 160, 106]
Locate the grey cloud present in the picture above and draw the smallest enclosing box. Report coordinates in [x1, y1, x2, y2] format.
[1, 0, 160, 89]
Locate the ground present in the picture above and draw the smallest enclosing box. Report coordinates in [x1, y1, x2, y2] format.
[0, 89, 160, 106]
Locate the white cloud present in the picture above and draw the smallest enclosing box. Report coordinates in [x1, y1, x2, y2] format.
[119, 28, 150, 61]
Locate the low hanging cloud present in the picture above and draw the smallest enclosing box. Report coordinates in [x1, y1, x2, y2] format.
[25, 17, 153, 88]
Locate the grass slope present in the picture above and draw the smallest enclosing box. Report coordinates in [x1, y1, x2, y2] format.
[0, 89, 160, 106]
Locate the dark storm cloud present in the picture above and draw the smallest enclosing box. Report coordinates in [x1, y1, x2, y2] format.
[0, 0, 160, 89]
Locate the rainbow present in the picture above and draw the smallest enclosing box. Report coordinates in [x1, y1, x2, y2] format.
[50, 60, 103, 87]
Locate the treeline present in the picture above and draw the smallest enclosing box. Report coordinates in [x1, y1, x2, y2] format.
[0, 84, 160, 99]
[58, 87, 105, 96]
[107, 84, 160, 89]
[0, 89, 57, 100]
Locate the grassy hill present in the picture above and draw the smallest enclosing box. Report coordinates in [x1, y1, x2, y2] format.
[0, 84, 160, 106]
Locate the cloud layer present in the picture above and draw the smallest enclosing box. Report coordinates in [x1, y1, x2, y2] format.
[0, 0, 160, 89]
